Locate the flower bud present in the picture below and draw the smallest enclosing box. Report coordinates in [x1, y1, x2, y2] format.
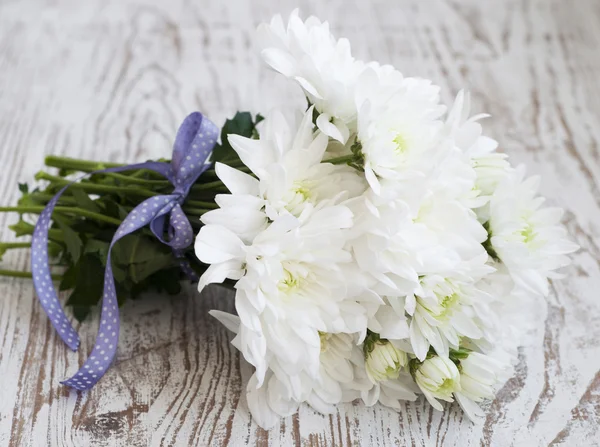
[414, 355, 461, 410]
[458, 352, 507, 402]
[365, 340, 408, 383]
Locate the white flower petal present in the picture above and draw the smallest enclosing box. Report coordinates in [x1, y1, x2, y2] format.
[316, 113, 346, 143]
[209, 310, 241, 334]
[215, 162, 259, 196]
[195, 225, 245, 264]
[455, 392, 485, 423]
[198, 261, 244, 292]
[261, 48, 297, 77]
[247, 373, 280, 430]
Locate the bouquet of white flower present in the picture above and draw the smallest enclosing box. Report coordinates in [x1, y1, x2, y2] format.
[195, 10, 578, 428]
[0, 10, 578, 428]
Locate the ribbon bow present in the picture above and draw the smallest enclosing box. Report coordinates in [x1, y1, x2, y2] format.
[31, 112, 218, 390]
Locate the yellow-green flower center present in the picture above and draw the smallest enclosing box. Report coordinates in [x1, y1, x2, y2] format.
[439, 293, 460, 318]
[438, 378, 456, 393]
[278, 269, 302, 294]
[393, 133, 408, 154]
[520, 222, 537, 244]
[417, 288, 461, 322]
[293, 183, 311, 201]
[319, 331, 330, 353]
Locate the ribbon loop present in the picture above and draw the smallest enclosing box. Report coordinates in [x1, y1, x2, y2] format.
[32, 112, 219, 390]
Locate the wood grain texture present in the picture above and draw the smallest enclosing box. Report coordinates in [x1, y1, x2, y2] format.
[0, 0, 599, 445]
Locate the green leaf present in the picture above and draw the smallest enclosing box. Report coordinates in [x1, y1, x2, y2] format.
[112, 234, 176, 284]
[449, 347, 472, 361]
[482, 221, 499, 261]
[17, 193, 39, 207]
[211, 112, 258, 163]
[112, 263, 128, 284]
[126, 267, 182, 302]
[224, 111, 254, 139]
[70, 220, 107, 239]
[66, 253, 105, 321]
[47, 241, 63, 258]
[71, 188, 101, 214]
[129, 281, 147, 300]
[148, 267, 182, 295]
[112, 234, 161, 265]
[54, 216, 83, 263]
[83, 239, 110, 266]
[115, 281, 130, 306]
[99, 199, 121, 219]
[117, 204, 130, 221]
[252, 114, 265, 138]
[130, 253, 174, 283]
[9, 220, 64, 242]
[18, 183, 28, 194]
[59, 262, 78, 291]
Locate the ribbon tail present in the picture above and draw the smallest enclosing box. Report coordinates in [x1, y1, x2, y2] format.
[30, 162, 171, 351]
[32, 186, 82, 351]
[61, 195, 178, 390]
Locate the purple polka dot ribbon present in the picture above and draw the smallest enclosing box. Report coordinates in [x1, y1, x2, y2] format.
[31, 112, 218, 390]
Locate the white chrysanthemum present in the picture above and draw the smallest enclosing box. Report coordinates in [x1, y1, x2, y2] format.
[367, 297, 411, 341]
[443, 90, 513, 220]
[356, 72, 446, 194]
[471, 263, 543, 355]
[347, 194, 421, 298]
[248, 332, 366, 429]
[348, 181, 489, 307]
[196, 107, 375, 388]
[213, 107, 365, 224]
[258, 10, 365, 143]
[487, 166, 578, 296]
[406, 254, 494, 361]
[197, 209, 373, 386]
[209, 315, 367, 430]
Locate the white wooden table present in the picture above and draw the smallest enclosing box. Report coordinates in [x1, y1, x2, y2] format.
[1, 0, 599, 445]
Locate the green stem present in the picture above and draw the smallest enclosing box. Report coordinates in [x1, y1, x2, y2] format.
[191, 180, 225, 192]
[0, 241, 63, 258]
[325, 154, 355, 165]
[36, 172, 157, 198]
[37, 172, 226, 204]
[0, 242, 31, 250]
[45, 155, 124, 171]
[9, 221, 64, 242]
[181, 207, 211, 217]
[227, 158, 247, 168]
[24, 192, 77, 206]
[93, 172, 171, 187]
[45, 154, 251, 173]
[42, 157, 251, 195]
[184, 199, 218, 209]
[0, 269, 63, 281]
[46, 154, 226, 172]
[0, 206, 122, 226]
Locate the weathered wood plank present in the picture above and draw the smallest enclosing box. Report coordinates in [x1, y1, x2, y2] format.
[0, 0, 599, 445]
